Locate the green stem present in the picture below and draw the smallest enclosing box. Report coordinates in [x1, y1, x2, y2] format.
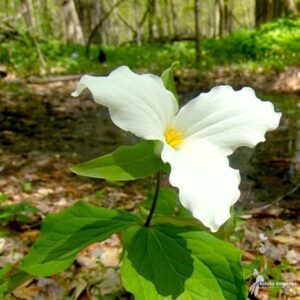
[144, 172, 161, 227]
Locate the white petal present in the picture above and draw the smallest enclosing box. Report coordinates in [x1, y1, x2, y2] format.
[172, 85, 281, 155]
[161, 139, 241, 232]
[72, 66, 178, 141]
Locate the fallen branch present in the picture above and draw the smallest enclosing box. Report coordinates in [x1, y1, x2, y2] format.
[250, 182, 300, 214]
[26, 74, 83, 83]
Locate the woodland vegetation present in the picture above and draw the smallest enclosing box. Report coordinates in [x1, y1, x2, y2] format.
[0, 0, 299, 76]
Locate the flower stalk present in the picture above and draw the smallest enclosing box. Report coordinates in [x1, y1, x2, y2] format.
[144, 172, 161, 227]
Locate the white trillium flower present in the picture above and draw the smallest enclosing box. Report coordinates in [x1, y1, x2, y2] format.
[72, 66, 281, 232]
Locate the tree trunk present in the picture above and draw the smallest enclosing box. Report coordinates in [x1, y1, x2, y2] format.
[85, 0, 127, 57]
[4, 0, 10, 18]
[255, 0, 264, 26]
[164, 0, 172, 38]
[170, 0, 179, 38]
[194, 0, 201, 63]
[255, 0, 296, 26]
[61, 0, 85, 44]
[228, 0, 233, 33]
[284, 0, 298, 16]
[74, 0, 92, 40]
[112, 0, 121, 44]
[21, 0, 36, 27]
[266, 0, 274, 21]
[213, 0, 219, 37]
[41, 0, 52, 38]
[217, 0, 225, 36]
[155, 0, 164, 39]
[134, 0, 142, 45]
[125, 1, 133, 42]
[102, 1, 110, 44]
[148, 0, 155, 41]
[218, 0, 232, 35]
[95, 0, 104, 44]
[208, 0, 214, 37]
[21, 0, 46, 67]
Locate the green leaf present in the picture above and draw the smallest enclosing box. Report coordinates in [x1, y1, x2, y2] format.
[0, 201, 38, 224]
[0, 282, 7, 298]
[70, 141, 164, 181]
[7, 270, 31, 292]
[22, 182, 32, 193]
[0, 193, 8, 202]
[21, 201, 140, 277]
[0, 265, 10, 278]
[143, 188, 178, 217]
[5, 270, 31, 294]
[161, 62, 179, 102]
[0, 265, 32, 297]
[121, 223, 246, 300]
[141, 187, 194, 220]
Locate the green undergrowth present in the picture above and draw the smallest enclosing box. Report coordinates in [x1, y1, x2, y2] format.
[0, 18, 299, 77]
[204, 18, 300, 70]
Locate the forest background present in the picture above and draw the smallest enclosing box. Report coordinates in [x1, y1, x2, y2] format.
[0, 0, 299, 77]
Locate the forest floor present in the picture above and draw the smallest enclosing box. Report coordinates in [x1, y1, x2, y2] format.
[0, 69, 300, 300]
[174, 65, 300, 94]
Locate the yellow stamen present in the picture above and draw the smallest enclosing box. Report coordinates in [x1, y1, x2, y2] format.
[165, 127, 183, 148]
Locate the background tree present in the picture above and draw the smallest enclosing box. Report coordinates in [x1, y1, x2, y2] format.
[61, 0, 85, 44]
[194, 0, 201, 62]
[255, 0, 298, 26]
[148, 0, 156, 42]
[0, 0, 298, 56]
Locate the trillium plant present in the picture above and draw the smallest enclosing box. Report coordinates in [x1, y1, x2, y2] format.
[2, 66, 281, 299]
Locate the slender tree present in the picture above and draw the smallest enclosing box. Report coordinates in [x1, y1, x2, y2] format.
[134, 0, 142, 45]
[194, 0, 201, 62]
[21, 0, 36, 27]
[85, 0, 126, 57]
[170, 0, 179, 38]
[284, 0, 298, 16]
[155, 0, 164, 39]
[255, 0, 297, 27]
[61, 0, 85, 44]
[20, 0, 46, 66]
[148, 0, 155, 41]
[164, 0, 172, 38]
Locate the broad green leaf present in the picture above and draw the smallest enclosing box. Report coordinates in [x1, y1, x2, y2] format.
[121, 223, 246, 300]
[7, 270, 31, 292]
[153, 206, 238, 241]
[0, 265, 10, 278]
[21, 201, 140, 276]
[142, 188, 178, 217]
[0, 265, 9, 296]
[4, 270, 31, 295]
[141, 187, 193, 220]
[0, 282, 7, 298]
[0, 265, 32, 297]
[70, 141, 164, 181]
[161, 62, 179, 102]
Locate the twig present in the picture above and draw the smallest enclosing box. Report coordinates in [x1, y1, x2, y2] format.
[85, 0, 127, 58]
[252, 183, 300, 212]
[26, 74, 83, 83]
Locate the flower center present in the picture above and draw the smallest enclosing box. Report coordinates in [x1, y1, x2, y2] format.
[165, 127, 183, 148]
